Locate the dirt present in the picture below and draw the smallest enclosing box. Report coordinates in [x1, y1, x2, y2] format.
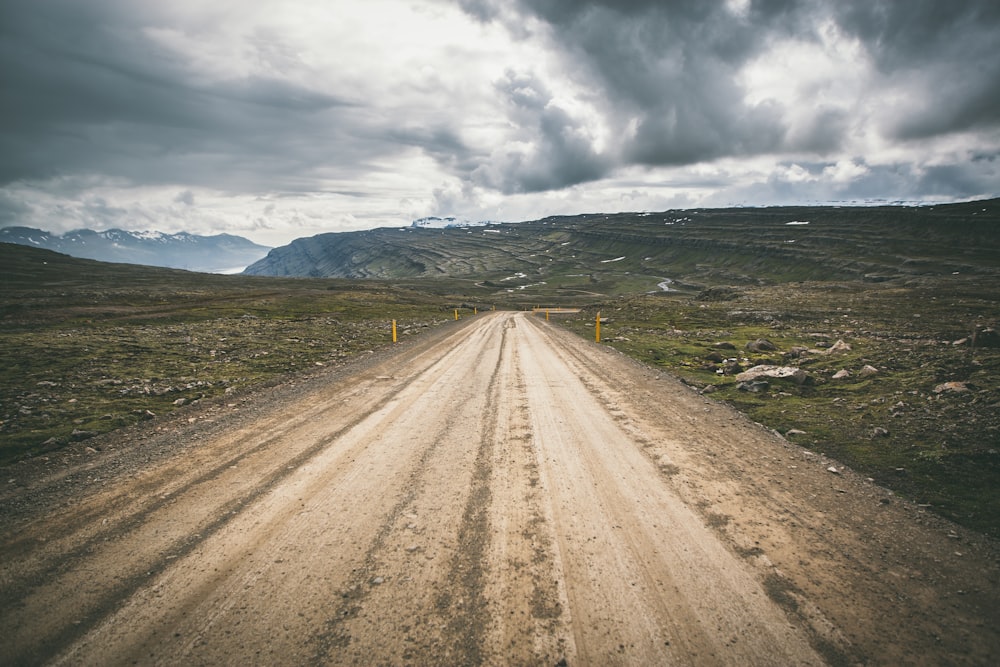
[1, 312, 997, 666]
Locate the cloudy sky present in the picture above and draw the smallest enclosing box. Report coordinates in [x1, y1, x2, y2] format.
[1, 0, 998, 246]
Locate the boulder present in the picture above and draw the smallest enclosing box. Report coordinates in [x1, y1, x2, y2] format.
[736, 365, 809, 385]
[712, 341, 737, 350]
[859, 365, 879, 377]
[823, 339, 852, 355]
[746, 338, 778, 352]
[832, 369, 851, 380]
[934, 381, 969, 394]
[737, 380, 770, 393]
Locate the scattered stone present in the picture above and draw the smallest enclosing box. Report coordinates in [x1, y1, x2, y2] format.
[934, 381, 969, 394]
[84, 446, 99, 455]
[71, 429, 97, 441]
[736, 365, 809, 385]
[704, 351, 726, 363]
[823, 339, 852, 355]
[859, 365, 879, 377]
[871, 427, 890, 438]
[371, 576, 385, 585]
[737, 380, 770, 393]
[786, 429, 807, 436]
[712, 341, 737, 350]
[832, 369, 851, 380]
[745, 338, 777, 352]
[784, 346, 810, 359]
[827, 466, 840, 474]
[173, 398, 187, 406]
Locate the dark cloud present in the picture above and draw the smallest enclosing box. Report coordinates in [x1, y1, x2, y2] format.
[0, 0, 409, 193]
[833, 1, 1000, 139]
[487, 0, 798, 169]
[461, 0, 1000, 185]
[471, 69, 610, 193]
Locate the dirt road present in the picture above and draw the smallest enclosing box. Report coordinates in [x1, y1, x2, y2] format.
[2, 312, 998, 665]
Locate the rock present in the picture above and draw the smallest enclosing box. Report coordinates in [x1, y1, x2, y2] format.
[746, 338, 777, 352]
[737, 380, 770, 393]
[713, 342, 737, 350]
[823, 339, 852, 355]
[786, 429, 807, 436]
[704, 351, 726, 363]
[871, 427, 890, 438]
[975, 327, 1000, 348]
[832, 369, 851, 380]
[736, 365, 809, 385]
[934, 381, 969, 394]
[173, 398, 187, 406]
[827, 466, 840, 474]
[859, 365, 879, 377]
[784, 346, 810, 359]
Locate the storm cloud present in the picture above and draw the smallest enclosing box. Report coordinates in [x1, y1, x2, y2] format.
[0, 0, 997, 244]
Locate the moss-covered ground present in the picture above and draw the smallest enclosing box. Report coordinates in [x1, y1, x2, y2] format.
[558, 278, 1000, 536]
[0, 245, 455, 464]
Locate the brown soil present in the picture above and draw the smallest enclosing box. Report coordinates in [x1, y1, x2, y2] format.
[1, 312, 997, 665]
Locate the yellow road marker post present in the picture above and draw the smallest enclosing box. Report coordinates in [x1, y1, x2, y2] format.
[595, 311, 601, 343]
[392, 319, 397, 343]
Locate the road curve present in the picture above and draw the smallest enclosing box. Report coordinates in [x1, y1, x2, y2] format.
[1, 311, 997, 665]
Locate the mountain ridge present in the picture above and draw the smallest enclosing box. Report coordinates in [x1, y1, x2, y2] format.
[243, 199, 1000, 299]
[0, 226, 271, 273]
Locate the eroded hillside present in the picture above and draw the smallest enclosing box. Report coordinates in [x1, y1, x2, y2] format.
[244, 201, 1000, 301]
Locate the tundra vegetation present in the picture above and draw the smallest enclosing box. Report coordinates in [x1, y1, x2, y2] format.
[2, 199, 999, 535]
[0, 244, 451, 466]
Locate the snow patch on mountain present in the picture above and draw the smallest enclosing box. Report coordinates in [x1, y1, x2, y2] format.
[410, 216, 497, 229]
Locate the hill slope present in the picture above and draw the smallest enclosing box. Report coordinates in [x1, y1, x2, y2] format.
[244, 200, 1000, 298]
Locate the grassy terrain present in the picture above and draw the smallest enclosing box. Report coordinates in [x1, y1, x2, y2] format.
[0, 244, 455, 465]
[557, 277, 1000, 536]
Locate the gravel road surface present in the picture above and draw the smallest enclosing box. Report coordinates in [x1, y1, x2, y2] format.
[1, 311, 997, 665]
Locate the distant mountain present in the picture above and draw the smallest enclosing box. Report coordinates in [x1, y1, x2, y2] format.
[243, 200, 1000, 295]
[0, 227, 271, 273]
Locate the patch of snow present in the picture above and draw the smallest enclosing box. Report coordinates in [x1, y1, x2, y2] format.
[411, 216, 491, 229]
[657, 279, 673, 291]
[132, 230, 168, 240]
[786, 221, 810, 225]
[600, 256, 626, 263]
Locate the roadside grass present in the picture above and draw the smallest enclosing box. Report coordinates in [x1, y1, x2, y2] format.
[558, 279, 1000, 536]
[0, 245, 452, 465]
